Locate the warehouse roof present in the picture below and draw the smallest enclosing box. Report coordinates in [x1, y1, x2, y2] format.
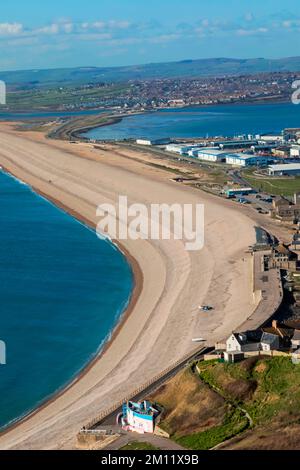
[227, 153, 257, 160]
[269, 163, 300, 171]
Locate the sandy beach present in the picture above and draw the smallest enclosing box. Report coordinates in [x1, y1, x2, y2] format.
[0, 124, 260, 449]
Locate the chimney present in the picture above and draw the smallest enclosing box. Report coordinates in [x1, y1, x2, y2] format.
[272, 320, 278, 330]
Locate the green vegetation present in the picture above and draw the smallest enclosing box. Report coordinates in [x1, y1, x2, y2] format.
[149, 367, 247, 450]
[120, 441, 159, 451]
[7, 83, 130, 111]
[243, 171, 300, 197]
[150, 357, 300, 450]
[175, 409, 248, 450]
[2, 57, 300, 88]
[198, 357, 300, 426]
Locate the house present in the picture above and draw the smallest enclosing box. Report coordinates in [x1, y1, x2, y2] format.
[225, 324, 287, 355]
[291, 330, 300, 350]
[260, 332, 280, 351]
[272, 196, 300, 223]
[224, 351, 245, 363]
[226, 332, 261, 353]
[262, 320, 294, 349]
[120, 401, 160, 434]
[267, 244, 298, 271]
[291, 232, 300, 252]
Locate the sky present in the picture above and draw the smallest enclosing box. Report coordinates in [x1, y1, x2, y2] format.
[0, 0, 299, 71]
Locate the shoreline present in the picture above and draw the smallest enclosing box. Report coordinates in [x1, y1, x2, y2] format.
[0, 166, 144, 437]
[68, 99, 292, 142]
[0, 126, 271, 449]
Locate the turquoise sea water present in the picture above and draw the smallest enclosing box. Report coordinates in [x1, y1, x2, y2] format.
[0, 171, 133, 430]
[84, 102, 300, 141]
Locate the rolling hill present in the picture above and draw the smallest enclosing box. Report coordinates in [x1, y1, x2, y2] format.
[2, 56, 300, 89]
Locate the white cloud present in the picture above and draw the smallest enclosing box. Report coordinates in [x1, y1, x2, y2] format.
[149, 34, 181, 44]
[0, 23, 23, 36]
[236, 27, 268, 37]
[35, 23, 60, 35]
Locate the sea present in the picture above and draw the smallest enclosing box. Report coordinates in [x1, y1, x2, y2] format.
[1, 100, 300, 431]
[0, 170, 133, 430]
[83, 102, 300, 141]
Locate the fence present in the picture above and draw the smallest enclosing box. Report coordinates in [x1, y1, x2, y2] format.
[81, 345, 208, 431]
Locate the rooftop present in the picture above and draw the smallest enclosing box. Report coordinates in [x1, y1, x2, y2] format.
[269, 163, 300, 171]
[227, 153, 261, 160]
[198, 148, 228, 155]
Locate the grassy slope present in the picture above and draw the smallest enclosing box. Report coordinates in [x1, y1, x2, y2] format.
[198, 357, 300, 449]
[150, 357, 300, 450]
[149, 368, 248, 450]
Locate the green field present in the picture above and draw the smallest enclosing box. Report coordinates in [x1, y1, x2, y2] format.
[7, 83, 130, 111]
[243, 172, 300, 197]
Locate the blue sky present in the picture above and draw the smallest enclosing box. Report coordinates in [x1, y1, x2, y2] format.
[0, 0, 299, 70]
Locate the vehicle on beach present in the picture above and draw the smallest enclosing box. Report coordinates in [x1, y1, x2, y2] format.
[199, 305, 213, 311]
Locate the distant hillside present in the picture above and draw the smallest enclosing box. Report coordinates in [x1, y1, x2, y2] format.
[2, 57, 300, 89]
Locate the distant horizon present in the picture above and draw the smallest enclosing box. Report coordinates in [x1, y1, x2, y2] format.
[1, 54, 300, 74]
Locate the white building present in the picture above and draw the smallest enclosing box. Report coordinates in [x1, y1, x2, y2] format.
[291, 145, 300, 158]
[166, 144, 200, 155]
[260, 134, 284, 143]
[226, 153, 271, 167]
[226, 332, 279, 354]
[268, 163, 300, 177]
[195, 148, 228, 162]
[136, 138, 170, 146]
[188, 147, 206, 157]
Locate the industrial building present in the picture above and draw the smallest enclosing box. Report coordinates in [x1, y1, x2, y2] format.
[268, 163, 300, 177]
[193, 148, 228, 162]
[136, 138, 170, 146]
[166, 144, 199, 155]
[187, 147, 207, 157]
[251, 144, 278, 153]
[226, 153, 272, 167]
[291, 145, 300, 158]
[260, 134, 284, 143]
[218, 140, 258, 150]
[210, 140, 257, 149]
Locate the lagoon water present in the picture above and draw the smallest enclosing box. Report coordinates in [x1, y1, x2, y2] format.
[84, 102, 300, 141]
[0, 171, 133, 430]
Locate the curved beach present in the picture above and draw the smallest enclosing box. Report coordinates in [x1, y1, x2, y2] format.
[0, 125, 258, 449]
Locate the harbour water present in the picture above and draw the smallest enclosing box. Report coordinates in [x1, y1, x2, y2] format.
[0, 171, 133, 430]
[83, 102, 300, 141]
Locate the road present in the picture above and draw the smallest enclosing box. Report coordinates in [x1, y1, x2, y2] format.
[96, 346, 212, 428]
